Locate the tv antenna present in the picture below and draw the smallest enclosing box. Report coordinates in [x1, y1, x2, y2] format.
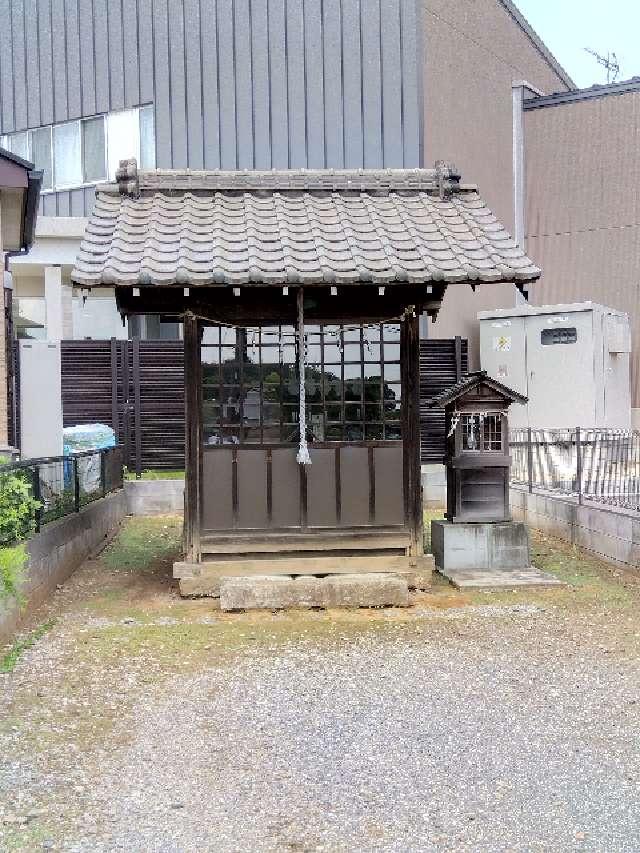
[584, 48, 620, 83]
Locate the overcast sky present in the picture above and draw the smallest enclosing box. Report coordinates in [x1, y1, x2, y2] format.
[515, 0, 639, 88]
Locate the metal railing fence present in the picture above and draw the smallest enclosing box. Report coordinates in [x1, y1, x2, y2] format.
[0, 446, 124, 534]
[510, 428, 640, 511]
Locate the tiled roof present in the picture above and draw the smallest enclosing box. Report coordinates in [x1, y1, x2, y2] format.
[427, 371, 528, 408]
[71, 160, 541, 289]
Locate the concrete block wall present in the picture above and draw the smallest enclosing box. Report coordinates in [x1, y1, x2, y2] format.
[422, 464, 447, 508]
[0, 490, 127, 644]
[510, 487, 640, 568]
[124, 479, 185, 515]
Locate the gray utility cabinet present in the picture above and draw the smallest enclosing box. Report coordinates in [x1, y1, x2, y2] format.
[19, 340, 64, 459]
[478, 303, 631, 429]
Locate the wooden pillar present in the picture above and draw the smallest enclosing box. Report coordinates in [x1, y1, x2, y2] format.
[183, 313, 202, 562]
[401, 310, 423, 557]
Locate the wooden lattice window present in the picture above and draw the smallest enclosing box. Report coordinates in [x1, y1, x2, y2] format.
[461, 414, 503, 452]
[201, 323, 402, 445]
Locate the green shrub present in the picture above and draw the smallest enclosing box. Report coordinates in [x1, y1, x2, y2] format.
[0, 543, 28, 603]
[0, 463, 41, 546]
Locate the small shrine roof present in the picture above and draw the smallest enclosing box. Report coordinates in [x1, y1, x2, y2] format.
[427, 370, 528, 408]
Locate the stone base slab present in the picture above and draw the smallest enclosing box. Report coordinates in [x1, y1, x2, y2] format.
[176, 554, 434, 598]
[218, 573, 410, 611]
[431, 520, 531, 572]
[441, 566, 564, 590]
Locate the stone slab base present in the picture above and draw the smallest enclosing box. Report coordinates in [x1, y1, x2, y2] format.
[431, 520, 531, 572]
[440, 566, 564, 590]
[176, 555, 434, 598]
[218, 573, 410, 610]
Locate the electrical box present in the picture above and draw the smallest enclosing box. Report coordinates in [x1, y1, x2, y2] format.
[478, 303, 631, 429]
[19, 341, 64, 459]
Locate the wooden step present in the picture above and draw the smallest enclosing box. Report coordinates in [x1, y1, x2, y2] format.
[201, 530, 411, 555]
[175, 554, 434, 579]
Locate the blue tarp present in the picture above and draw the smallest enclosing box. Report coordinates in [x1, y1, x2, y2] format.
[63, 424, 116, 456]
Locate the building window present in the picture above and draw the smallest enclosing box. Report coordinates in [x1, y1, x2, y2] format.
[53, 122, 82, 187]
[1, 105, 155, 194]
[201, 323, 402, 446]
[30, 127, 53, 190]
[82, 117, 107, 183]
[138, 105, 156, 169]
[13, 297, 47, 340]
[5, 131, 29, 161]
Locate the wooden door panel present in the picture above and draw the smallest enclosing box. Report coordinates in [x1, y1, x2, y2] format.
[202, 449, 233, 530]
[271, 448, 301, 528]
[237, 448, 269, 529]
[306, 448, 338, 527]
[339, 446, 370, 526]
[373, 445, 404, 526]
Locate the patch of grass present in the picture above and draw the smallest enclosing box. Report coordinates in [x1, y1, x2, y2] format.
[124, 469, 184, 480]
[423, 507, 445, 553]
[530, 531, 634, 608]
[1, 823, 54, 853]
[83, 609, 404, 673]
[0, 544, 28, 604]
[102, 516, 182, 572]
[1, 619, 56, 673]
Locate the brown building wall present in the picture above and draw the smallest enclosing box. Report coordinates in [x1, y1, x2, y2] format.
[524, 88, 640, 412]
[421, 0, 571, 364]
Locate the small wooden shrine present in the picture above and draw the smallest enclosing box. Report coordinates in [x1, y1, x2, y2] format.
[71, 162, 540, 594]
[428, 371, 527, 523]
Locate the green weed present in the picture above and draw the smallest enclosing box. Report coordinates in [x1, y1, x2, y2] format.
[1, 619, 56, 673]
[102, 516, 182, 572]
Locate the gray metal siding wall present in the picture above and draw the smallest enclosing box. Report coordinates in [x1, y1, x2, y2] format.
[0, 0, 421, 218]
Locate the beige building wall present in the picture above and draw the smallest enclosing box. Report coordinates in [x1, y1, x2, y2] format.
[524, 88, 640, 413]
[421, 0, 572, 364]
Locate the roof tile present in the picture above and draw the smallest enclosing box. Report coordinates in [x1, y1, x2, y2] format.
[71, 163, 541, 289]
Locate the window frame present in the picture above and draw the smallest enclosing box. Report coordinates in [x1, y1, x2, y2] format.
[0, 104, 154, 195]
[460, 413, 504, 453]
[201, 323, 403, 446]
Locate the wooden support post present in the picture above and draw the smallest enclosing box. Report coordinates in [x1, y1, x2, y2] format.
[401, 310, 423, 557]
[454, 335, 463, 382]
[110, 337, 119, 439]
[184, 313, 202, 563]
[132, 337, 142, 479]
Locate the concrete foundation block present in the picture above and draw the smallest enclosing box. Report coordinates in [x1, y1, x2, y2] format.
[322, 574, 409, 608]
[179, 576, 222, 598]
[431, 520, 531, 572]
[219, 573, 409, 611]
[421, 463, 446, 508]
[125, 479, 185, 515]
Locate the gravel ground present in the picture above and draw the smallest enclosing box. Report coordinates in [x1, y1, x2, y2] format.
[73, 620, 640, 853]
[2, 520, 640, 852]
[3, 608, 640, 852]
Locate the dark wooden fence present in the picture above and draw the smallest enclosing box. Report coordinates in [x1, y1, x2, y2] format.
[419, 336, 468, 464]
[60, 339, 185, 474]
[14, 336, 465, 474]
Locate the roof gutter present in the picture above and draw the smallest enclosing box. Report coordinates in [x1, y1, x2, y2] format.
[21, 170, 43, 250]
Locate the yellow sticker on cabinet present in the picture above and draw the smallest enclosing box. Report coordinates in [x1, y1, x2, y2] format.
[493, 335, 511, 352]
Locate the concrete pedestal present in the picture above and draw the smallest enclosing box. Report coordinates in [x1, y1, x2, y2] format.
[431, 520, 531, 572]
